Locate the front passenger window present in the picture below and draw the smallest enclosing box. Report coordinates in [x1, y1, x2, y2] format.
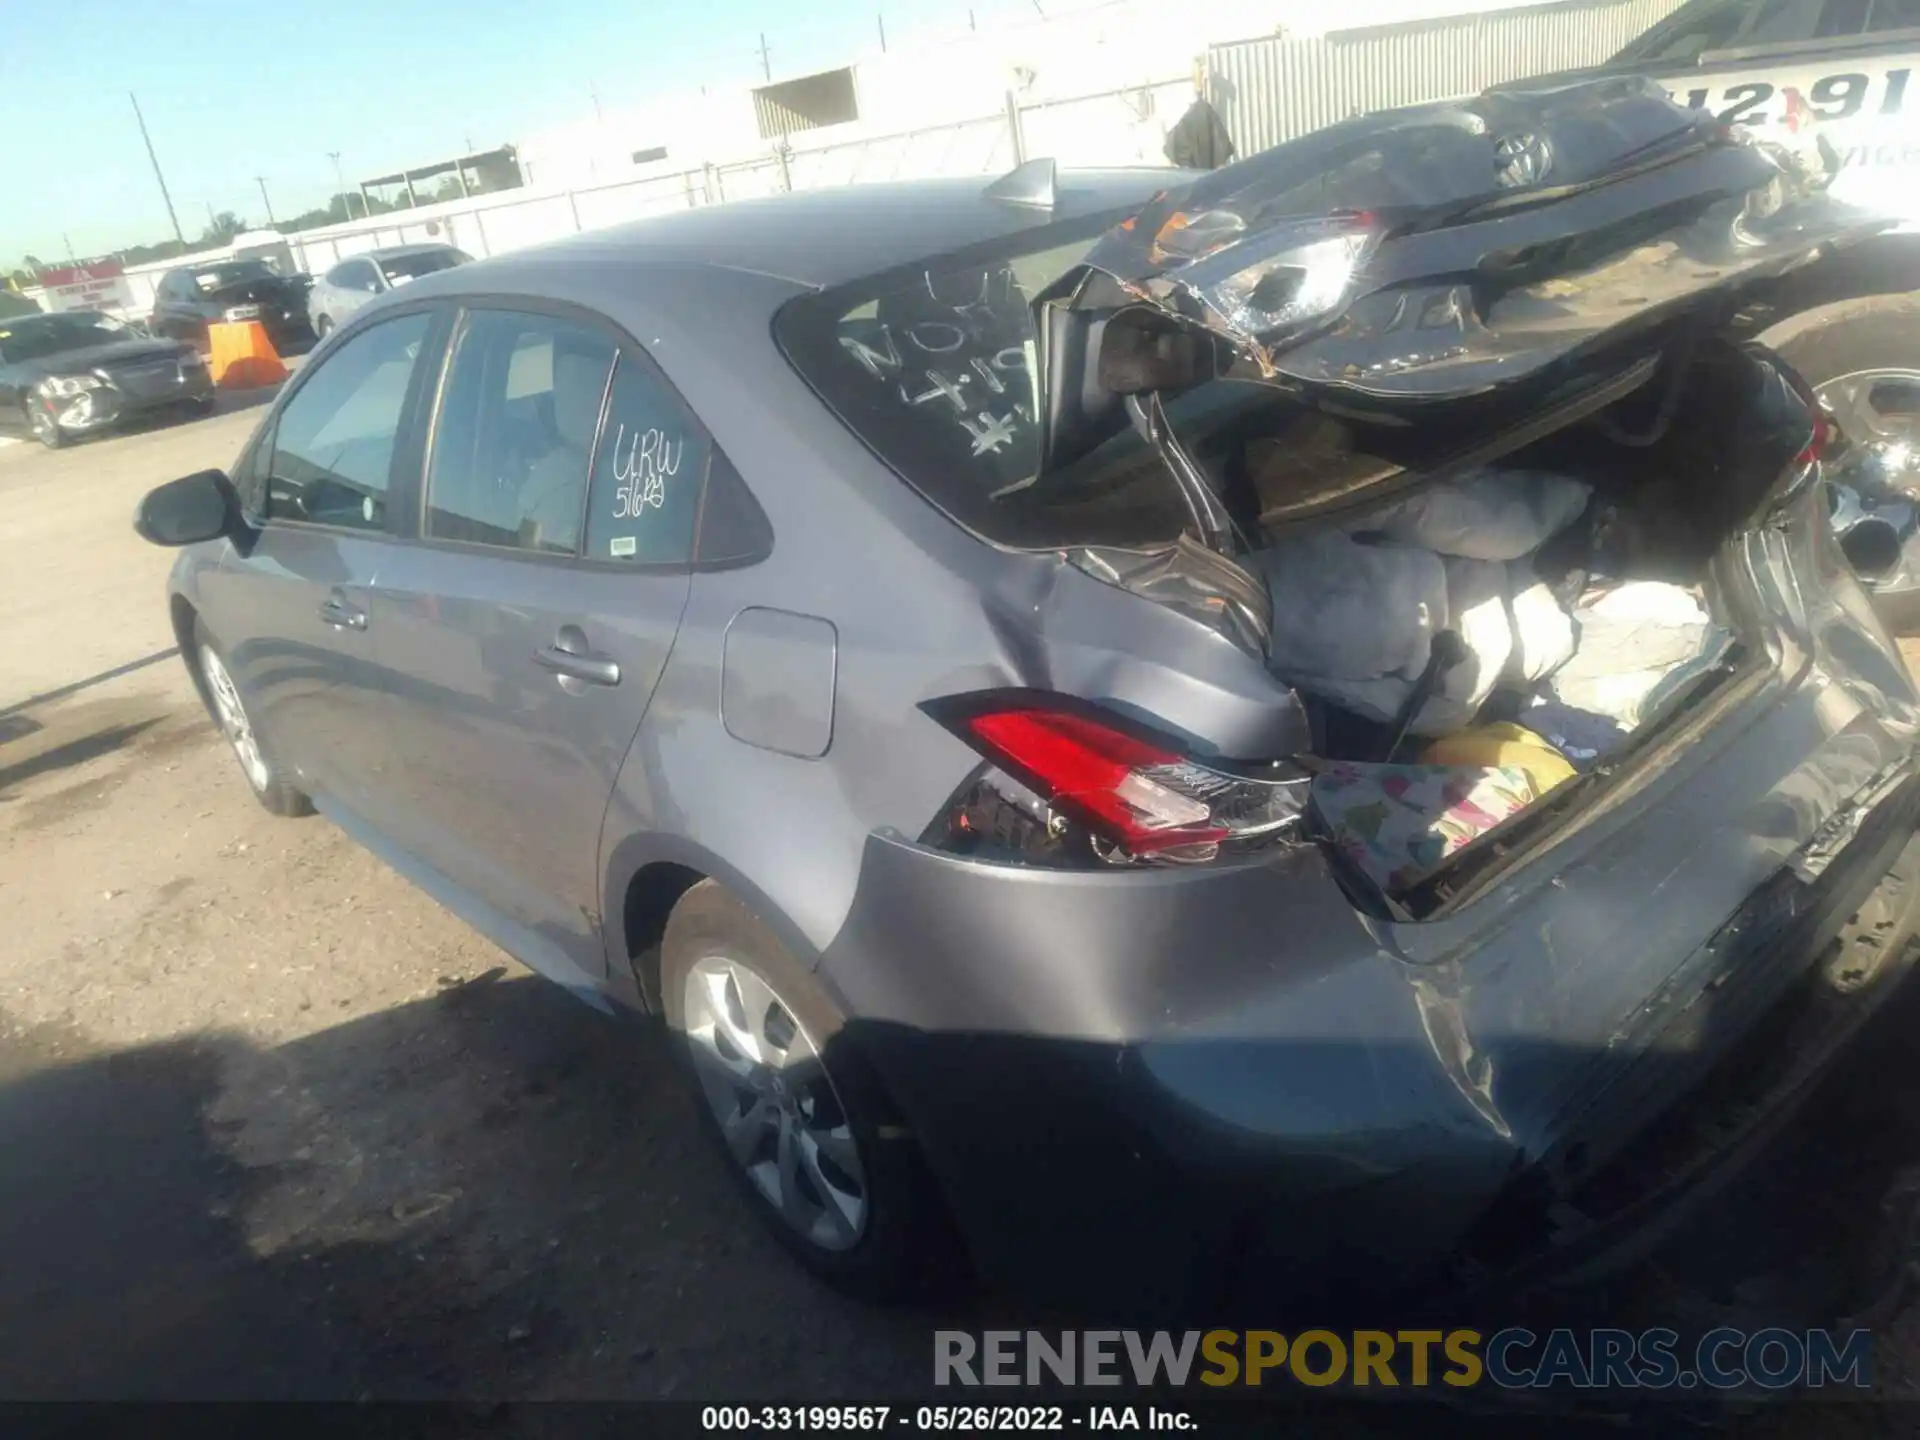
[266, 311, 431, 530]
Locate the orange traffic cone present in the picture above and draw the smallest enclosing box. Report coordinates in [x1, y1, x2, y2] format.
[207, 320, 289, 390]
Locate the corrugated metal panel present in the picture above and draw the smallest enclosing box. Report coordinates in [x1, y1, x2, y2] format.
[754, 92, 814, 140]
[1210, 0, 1690, 157]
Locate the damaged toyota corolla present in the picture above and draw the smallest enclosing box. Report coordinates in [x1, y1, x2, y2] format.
[138, 74, 1920, 1308]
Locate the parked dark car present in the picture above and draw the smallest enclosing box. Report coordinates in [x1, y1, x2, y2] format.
[136, 77, 1920, 1311]
[0, 309, 212, 448]
[150, 259, 313, 353]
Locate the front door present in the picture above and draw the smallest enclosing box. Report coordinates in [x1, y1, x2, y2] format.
[369, 306, 702, 991]
[198, 308, 442, 827]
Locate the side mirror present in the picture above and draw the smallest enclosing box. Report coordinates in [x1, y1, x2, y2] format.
[134, 469, 239, 547]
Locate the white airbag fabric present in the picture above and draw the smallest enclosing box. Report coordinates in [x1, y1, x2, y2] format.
[1350, 469, 1592, 561]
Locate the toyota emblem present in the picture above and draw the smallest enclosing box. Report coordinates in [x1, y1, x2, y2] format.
[1493, 132, 1552, 188]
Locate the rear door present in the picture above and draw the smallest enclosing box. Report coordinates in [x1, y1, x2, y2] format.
[196, 306, 446, 827]
[1614, 0, 1920, 222]
[368, 301, 703, 991]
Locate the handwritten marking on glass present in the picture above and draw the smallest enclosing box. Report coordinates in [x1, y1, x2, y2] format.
[838, 310, 1032, 458]
[610, 422, 683, 518]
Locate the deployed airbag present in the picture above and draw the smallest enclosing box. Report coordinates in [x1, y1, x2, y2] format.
[1350, 470, 1592, 562]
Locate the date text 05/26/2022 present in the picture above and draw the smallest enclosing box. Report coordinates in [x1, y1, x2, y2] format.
[701, 1405, 1192, 1431]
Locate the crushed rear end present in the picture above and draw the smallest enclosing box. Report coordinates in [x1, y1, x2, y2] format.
[786, 78, 1920, 1305]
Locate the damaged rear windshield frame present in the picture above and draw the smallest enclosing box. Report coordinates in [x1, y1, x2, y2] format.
[773, 204, 1198, 552]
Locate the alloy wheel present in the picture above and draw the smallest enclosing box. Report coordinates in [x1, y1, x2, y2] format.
[1817, 367, 1920, 493]
[682, 955, 869, 1251]
[199, 644, 272, 793]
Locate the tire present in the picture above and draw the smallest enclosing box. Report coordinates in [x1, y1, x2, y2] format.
[192, 620, 313, 818]
[29, 398, 63, 450]
[180, 396, 217, 422]
[1773, 300, 1920, 634]
[314, 314, 332, 340]
[659, 881, 959, 1300]
[1772, 299, 1920, 405]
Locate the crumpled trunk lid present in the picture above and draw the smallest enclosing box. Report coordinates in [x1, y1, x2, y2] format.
[1033, 74, 1891, 485]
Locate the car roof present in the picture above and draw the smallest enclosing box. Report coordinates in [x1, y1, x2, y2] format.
[440, 168, 1183, 292]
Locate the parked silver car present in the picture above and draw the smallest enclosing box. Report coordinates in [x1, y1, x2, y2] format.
[307, 244, 470, 338]
[136, 78, 1920, 1311]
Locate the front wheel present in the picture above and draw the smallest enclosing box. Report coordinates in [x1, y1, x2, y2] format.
[659, 881, 959, 1299]
[313, 314, 332, 340]
[194, 622, 313, 817]
[28, 398, 64, 450]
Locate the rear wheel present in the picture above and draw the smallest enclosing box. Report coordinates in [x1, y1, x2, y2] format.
[314, 314, 333, 340]
[659, 881, 959, 1299]
[194, 622, 313, 817]
[1776, 302, 1920, 631]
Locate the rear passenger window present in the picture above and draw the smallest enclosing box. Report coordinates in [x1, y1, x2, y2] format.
[582, 353, 709, 565]
[425, 309, 616, 555]
[266, 311, 431, 530]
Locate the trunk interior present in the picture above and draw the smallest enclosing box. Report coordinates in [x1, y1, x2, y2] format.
[1195, 334, 1815, 919]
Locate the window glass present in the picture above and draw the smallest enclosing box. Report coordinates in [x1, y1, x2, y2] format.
[425, 309, 615, 554]
[1613, 0, 1752, 61]
[583, 352, 709, 564]
[775, 208, 1193, 549]
[192, 261, 276, 294]
[379, 249, 467, 285]
[1867, 0, 1920, 29]
[266, 311, 431, 530]
[1746, 0, 1838, 43]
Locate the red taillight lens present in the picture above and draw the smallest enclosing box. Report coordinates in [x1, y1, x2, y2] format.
[928, 694, 1309, 860]
[965, 708, 1226, 854]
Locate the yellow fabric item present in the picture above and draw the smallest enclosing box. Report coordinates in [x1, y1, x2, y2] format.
[1421, 722, 1577, 794]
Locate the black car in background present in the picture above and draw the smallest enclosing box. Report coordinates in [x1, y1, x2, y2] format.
[150, 259, 313, 353]
[0, 309, 213, 448]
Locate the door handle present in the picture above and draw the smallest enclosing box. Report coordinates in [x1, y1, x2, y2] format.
[318, 597, 367, 631]
[536, 625, 620, 687]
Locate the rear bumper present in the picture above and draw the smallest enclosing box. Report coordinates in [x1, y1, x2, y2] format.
[824, 773, 1920, 1312]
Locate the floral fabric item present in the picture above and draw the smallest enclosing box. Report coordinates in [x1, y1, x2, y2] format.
[1311, 761, 1545, 894]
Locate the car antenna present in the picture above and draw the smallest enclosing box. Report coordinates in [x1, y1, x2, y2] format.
[983, 157, 1057, 210]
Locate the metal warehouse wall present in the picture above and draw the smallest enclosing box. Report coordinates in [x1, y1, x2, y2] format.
[1208, 0, 1689, 156]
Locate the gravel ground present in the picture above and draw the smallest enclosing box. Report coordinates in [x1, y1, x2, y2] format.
[6, 397, 1920, 1425]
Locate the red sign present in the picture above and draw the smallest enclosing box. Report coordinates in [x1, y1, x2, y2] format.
[35, 260, 133, 315]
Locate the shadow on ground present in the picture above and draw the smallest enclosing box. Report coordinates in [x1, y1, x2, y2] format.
[0, 972, 944, 1403]
[4, 956, 1920, 1418]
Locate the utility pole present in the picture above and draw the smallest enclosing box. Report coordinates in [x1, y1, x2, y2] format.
[129, 92, 185, 247]
[878, 13, 887, 50]
[328, 151, 359, 219]
[255, 176, 277, 227]
[205, 201, 217, 232]
[756, 32, 772, 80]
[61, 232, 77, 265]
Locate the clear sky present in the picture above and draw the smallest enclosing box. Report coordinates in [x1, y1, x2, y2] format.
[0, 0, 984, 264]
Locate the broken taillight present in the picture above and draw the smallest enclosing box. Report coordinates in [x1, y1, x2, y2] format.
[924, 692, 1308, 863]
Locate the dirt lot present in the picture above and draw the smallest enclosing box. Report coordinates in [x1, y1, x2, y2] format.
[7, 404, 1920, 1421]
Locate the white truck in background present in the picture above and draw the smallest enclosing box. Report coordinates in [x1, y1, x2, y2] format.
[1593, 0, 1920, 617]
